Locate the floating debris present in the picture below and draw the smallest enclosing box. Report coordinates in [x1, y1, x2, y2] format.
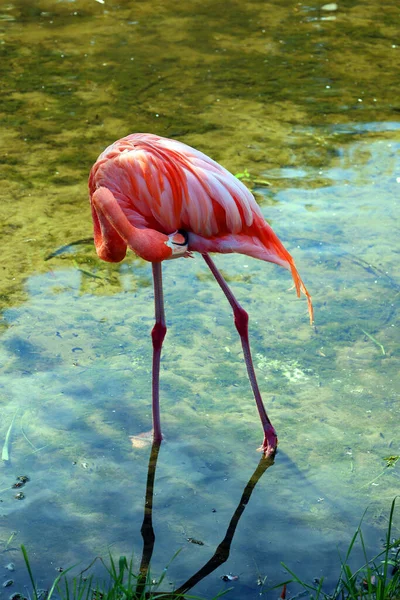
[360, 455, 400, 488]
[384, 455, 399, 468]
[221, 573, 239, 582]
[187, 537, 204, 546]
[5, 563, 15, 572]
[16, 476, 30, 484]
[12, 475, 30, 489]
[3, 580, 14, 588]
[14, 492, 24, 500]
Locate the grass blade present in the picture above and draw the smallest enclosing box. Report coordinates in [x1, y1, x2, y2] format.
[21, 544, 39, 600]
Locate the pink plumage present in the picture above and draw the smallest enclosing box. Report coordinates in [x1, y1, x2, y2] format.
[89, 133, 312, 320]
[89, 133, 314, 456]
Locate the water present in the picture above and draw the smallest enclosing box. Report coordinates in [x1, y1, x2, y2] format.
[0, 1, 399, 598]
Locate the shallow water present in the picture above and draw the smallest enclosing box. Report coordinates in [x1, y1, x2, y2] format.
[0, 1, 399, 598]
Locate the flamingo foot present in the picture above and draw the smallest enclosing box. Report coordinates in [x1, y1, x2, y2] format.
[257, 427, 278, 457]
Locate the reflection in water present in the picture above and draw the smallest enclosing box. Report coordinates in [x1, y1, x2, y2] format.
[137, 441, 160, 597]
[136, 441, 274, 596]
[173, 452, 274, 596]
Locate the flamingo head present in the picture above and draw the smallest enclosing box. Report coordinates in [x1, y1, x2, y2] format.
[134, 229, 191, 262]
[164, 230, 192, 260]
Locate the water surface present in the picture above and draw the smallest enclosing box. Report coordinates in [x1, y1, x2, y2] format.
[0, 1, 399, 598]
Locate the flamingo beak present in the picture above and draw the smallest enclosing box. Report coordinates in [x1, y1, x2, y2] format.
[165, 230, 192, 259]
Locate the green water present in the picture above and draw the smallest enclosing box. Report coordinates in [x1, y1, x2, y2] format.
[0, 0, 399, 597]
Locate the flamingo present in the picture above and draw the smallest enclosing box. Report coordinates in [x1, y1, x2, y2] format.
[89, 133, 313, 457]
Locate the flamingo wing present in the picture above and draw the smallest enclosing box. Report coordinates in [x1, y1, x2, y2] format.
[89, 133, 313, 321]
[89, 133, 260, 236]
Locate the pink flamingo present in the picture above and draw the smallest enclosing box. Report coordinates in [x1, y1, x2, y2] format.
[89, 133, 313, 456]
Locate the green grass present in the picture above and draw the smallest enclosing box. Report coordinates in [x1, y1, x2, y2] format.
[21, 546, 228, 600]
[19, 498, 399, 600]
[276, 497, 400, 600]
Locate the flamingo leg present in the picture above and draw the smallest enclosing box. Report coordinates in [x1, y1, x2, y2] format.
[151, 262, 167, 442]
[202, 253, 277, 457]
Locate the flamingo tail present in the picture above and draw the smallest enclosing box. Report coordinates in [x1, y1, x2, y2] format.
[256, 217, 314, 324]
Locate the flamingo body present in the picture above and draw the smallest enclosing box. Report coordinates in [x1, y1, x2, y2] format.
[89, 133, 311, 312]
[89, 133, 313, 456]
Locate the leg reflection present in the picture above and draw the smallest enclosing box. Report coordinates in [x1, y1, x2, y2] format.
[136, 440, 162, 596]
[172, 454, 274, 596]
